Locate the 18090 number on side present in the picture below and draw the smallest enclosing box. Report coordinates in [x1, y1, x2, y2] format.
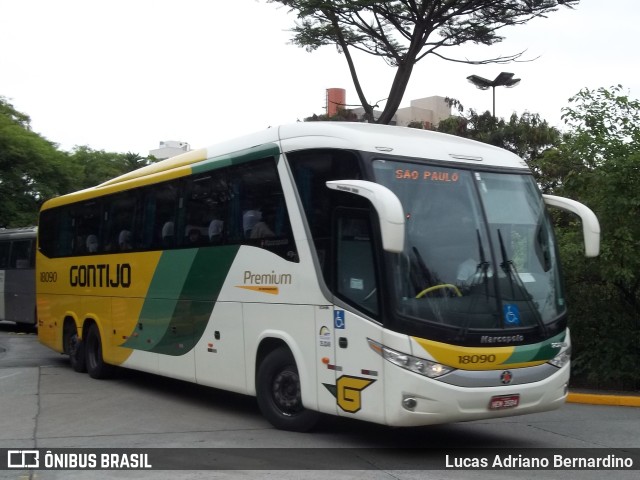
[40, 272, 58, 283]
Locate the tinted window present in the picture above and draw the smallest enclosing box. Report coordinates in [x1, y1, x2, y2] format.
[0, 242, 9, 268]
[10, 240, 33, 268]
[38, 156, 298, 262]
[287, 149, 363, 280]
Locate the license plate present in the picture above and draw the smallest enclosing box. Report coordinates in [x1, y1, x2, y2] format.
[489, 394, 520, 410]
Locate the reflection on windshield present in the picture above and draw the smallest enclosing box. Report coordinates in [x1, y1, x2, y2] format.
[373, 160, 565, 332]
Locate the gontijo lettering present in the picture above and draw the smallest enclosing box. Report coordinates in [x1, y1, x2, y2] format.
[69, 263, 131, 288]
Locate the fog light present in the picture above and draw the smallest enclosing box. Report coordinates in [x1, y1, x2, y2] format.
[402, 397, 417, 411]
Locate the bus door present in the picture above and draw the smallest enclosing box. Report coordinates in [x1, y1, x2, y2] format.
[329, 209, 385, 423]
[315, 304, 337, 415]
[0, 269, 5, 321]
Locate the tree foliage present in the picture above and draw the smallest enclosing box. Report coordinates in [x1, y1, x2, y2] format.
[270, 0, 578, 123]
[437, 108, 561, 162]
[550, 86, 640, 389]
[67, 147, 153, 191]
[0, 97, 72, 227]
[304, 107, 359, 122]
[0, 97, 153, 227]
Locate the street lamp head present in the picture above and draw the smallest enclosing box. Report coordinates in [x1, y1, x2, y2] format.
[504, 77, 521, 88]
[466, 71, 521, 118]
[466, 74, 492, 90]
[468, 72, 521, 89]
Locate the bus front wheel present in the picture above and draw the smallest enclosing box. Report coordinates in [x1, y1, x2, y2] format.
[84, 324, 113, 379]
[256, 347, 319, 432]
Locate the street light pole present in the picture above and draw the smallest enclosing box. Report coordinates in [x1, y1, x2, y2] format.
[466, 72, 521, 118]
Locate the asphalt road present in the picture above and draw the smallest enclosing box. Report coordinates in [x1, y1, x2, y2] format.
[1, 322, 638, 480]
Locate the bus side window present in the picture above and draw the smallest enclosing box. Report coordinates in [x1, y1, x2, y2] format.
[335, 209, 379, 316]
[105, 193, 138, 252]
[228, 157, 298, 262]
[10, 240, 32, 269]
[139, 181, 180, 250]
[287, 149, 363, 281]
[83, 202, 102, 254]
[0, 241, 9, 268]
[38, 207, 73, 257]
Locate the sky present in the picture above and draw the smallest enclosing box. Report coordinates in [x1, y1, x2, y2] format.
[1, 0, 639, 156]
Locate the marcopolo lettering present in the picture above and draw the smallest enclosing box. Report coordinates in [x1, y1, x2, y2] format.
[70, 263, 132, 288]
[480, 334, 524, 344]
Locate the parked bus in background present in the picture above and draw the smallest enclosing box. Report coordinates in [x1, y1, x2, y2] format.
[0, 226, 37, 327]
[36, 123, 600, 431]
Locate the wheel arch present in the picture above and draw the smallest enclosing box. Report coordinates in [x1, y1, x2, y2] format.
[62, 316, 78, 354]
[253, 332, 318, 412]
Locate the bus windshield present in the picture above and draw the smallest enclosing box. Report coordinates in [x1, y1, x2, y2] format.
[372, 159, 565, 333]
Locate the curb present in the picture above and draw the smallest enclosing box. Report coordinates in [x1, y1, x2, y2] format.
[567, 392, 640, 407]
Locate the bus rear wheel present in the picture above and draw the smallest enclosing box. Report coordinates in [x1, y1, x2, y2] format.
[63, 322, 86, 373]
[84, 324, 113, 379]
[256, 347, 319, 432]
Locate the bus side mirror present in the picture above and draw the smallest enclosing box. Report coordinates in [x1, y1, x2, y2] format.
[543, 194, 601, 257]
[326, 180, 405, 253]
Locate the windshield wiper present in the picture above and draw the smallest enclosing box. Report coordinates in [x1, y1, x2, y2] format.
[457, 230, 493, 340]
[497, 229, 547, 335]
[475, 229, 490, 298]
[412, 246, 436, 288]
[497, 229, 516, 298]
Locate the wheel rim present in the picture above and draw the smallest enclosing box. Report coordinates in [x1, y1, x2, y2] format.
[271, 368, 303, 416]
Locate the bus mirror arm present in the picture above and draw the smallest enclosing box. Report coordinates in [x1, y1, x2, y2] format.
[542, 194, 601, 257]
[326, 180, 405, 253]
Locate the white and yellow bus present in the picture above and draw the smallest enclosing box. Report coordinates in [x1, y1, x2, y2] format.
[37, 123, 600, 431]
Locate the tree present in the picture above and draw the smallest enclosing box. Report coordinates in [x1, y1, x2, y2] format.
[304, 107, 359, 122]
[548, 86, 640, 389]
[122, 152, 148, 172]
[0, 98, 155, 227]
[269, 0, 578, 123]
[0, 97, 74, 227]
[67, 147, 154, 190]
[437, 108, 561, 166]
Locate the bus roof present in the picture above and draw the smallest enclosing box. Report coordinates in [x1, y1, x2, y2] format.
[43, 123, 529, 209]
[276, 122, 528, 169]
[105, 123, 527, 187]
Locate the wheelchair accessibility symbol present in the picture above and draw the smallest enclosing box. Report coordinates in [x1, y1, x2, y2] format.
[503, 304, 521, 326]
[334, 310, 345, 329]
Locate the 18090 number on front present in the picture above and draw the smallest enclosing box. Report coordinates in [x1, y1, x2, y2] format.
[458, 354, 496, 365]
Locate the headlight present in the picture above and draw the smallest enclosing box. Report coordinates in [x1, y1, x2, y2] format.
[367, 339, 454, 378]
[548, 346, 571, 368]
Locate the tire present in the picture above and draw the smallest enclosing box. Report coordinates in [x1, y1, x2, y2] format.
[84, 324, 114, 379]
[64, 323, 86, 373]
[256, 347, 320, 432]
[69, 334, 86, 373]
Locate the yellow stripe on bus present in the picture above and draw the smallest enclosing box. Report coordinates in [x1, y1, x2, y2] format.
[412, 337, 547, 370]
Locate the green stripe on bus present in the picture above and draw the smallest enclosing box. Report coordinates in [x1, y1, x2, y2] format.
[502, 331, 566, 365]
[191, 143, 280, 175]
[122, 249, 198, 351]
[152, 245, 239, 355]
